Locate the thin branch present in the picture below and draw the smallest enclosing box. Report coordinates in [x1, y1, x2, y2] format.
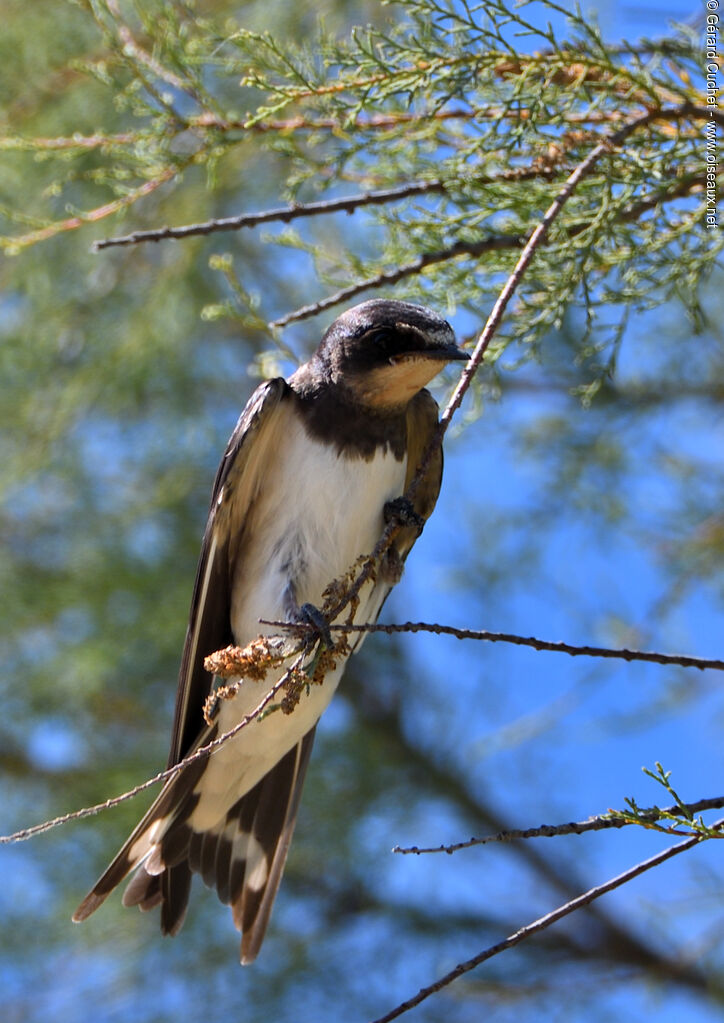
[94, 158, 567, 251]
[269, 236, 525, 328]
[191, 106, 632, 134]
[273, 163, 714, 329]
[370, 820, 722, 1023]
[1, 166, 178, 254]
[320, 107, 670, 627]
[94, 180, 453, 250]
[0, 132, 139, 152]
[393, 797, 724, 854]
[0, 647, 307, 845]
[0, 107, 633, 158]
[259, 618, 724, 672]
[244, 51, 678, 111]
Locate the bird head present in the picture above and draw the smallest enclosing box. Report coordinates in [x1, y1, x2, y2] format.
[316, 299, 469, 410]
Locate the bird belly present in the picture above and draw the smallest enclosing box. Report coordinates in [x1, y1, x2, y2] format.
[188, 424, 406, 830]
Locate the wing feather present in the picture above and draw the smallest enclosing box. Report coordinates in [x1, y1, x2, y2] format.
[168, 376, 291, 764]
[73, 377, 290, 928]
[402, 388, 443, 548]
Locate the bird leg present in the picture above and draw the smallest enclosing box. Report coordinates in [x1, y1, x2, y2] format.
[383, 495, 425, 533]
[297, 602, 334, 650]
[283, 582, 333, 650]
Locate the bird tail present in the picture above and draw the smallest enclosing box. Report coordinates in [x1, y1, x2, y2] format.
[72, 750, 208, 927]
[73, 726, 317, 962]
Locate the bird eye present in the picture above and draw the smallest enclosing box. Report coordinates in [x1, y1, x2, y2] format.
[367, 328, 394, 347]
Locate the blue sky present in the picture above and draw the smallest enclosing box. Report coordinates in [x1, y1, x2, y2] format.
[2, 1, 722, 1021]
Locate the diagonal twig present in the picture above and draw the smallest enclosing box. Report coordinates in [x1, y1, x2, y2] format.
[369, 820, 722, 1023]
[0, 648, 307, 845]
[393, 796, 724, 854]
[93, 180, 452, 250]
[2, 167, 179, 254]
[268, 235, 525, 328]
[324, 107, 667, 625]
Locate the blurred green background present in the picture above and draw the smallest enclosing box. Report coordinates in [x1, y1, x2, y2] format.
[1, 1, 723, 1021]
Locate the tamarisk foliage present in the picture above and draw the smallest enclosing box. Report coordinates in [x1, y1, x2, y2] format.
[1, 2, 722, 1022]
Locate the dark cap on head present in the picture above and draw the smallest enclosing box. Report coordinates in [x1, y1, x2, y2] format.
[316, 299, 467, 375]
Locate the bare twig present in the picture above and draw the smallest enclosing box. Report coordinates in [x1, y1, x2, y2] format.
[393, 796, 724, 854]
[321, 108, 667, 626]
[94, 159, 566, 251]
[269, 236, 525, 328]
[370, 820, 722, 1023]
[2, 165, 179, 254]
[260, 618, 724, 672]
[0, 648, 307, 845]
[94, 181, 453, 250]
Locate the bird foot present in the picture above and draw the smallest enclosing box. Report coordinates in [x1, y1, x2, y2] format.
[384, 496, 424, 533]
[379, 547, 404, 585]
[296, 602, 334, 650]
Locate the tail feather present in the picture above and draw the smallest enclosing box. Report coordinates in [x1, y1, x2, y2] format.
[73, 724, 316, 964]
[214, 825, 234, 905]
[199, 829, 220, 889]
[122, 868, 162, 911]
[161, 863, 192, 935]
[72, 822, 155, 923]
[238, 729, 316, 963]
[72, 744, 210, 924]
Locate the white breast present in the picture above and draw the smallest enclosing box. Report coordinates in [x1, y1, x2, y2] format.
[187, 418, 407, 829]
[231, 416, 407, 642]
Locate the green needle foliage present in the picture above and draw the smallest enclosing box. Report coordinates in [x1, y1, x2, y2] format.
[2, 0, 719, 389]
[1, 2, 723, 1021]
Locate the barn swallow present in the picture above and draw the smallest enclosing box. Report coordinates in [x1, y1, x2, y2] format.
[73, 299, 467, 963]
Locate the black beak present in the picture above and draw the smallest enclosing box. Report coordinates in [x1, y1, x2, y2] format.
[446, 345, 470, 362]
[426, 344, 470, 362]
